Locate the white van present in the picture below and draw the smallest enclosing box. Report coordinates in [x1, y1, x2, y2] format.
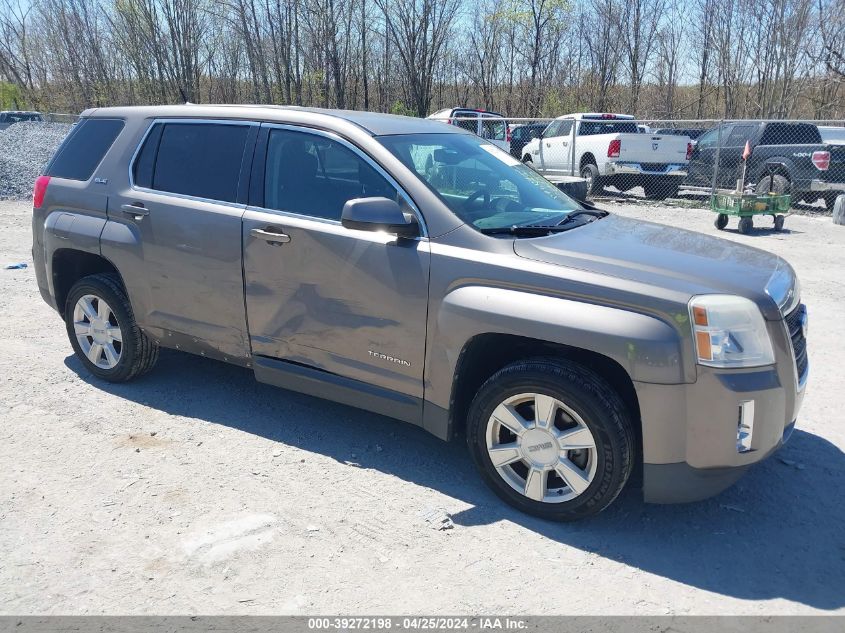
[427, 108, 510, 153]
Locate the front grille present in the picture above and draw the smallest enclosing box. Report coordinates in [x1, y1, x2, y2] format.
[785, 304, 808, 382]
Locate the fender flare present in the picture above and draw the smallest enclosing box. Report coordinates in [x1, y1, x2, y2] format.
[436, 285, 686, 386]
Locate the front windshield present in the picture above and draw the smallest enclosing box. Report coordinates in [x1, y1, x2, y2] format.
[377, 133, 583, 231]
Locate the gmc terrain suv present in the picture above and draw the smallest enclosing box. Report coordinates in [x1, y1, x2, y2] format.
[32, 105, 808, 521]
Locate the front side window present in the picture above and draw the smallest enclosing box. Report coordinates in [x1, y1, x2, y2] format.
[696, 124, 734, 149]
[263, 128, 396, 220]
[378, 133, 582, 232]
[725, 124, 757, 147]
[548, 120, 573, 138]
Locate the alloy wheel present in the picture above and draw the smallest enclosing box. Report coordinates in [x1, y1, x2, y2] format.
[72, 294, 123, 369]
[485, 392, 598, 503]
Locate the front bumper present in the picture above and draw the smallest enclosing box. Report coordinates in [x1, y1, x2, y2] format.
[636, 310, 807, 503]
[605, 162, 687, 177]
[809, 179, 845, 192]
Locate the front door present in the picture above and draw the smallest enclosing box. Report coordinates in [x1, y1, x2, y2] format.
[541, 119, 573, 175]
[242, 125, 431, 401]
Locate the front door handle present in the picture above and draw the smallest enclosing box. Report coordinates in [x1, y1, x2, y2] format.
[251, 228, 291, 244]
[120, 203, 149, 218]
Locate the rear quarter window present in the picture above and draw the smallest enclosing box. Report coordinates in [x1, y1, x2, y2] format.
[46, 118, 125, 181]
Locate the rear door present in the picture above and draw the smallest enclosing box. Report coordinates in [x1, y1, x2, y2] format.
[241, 124, 430, 402]
[103, 119, 258, 360]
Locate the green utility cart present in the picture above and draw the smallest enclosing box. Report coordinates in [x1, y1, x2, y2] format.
[711, 191, 791, 234]
[711, 161, 792, 234]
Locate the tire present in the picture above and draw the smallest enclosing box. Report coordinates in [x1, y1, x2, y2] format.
[644, 179, 680, 200]
[65, 273, 159, 382]
[774, 214, 785, 231]
[823, 193, 841, 210]
[466, 358, 635, 521]
[715, 213, 729, 230]
[755, 174, 790, 195]
[580, 163, 601, 196]
[738, 216, 753, 234]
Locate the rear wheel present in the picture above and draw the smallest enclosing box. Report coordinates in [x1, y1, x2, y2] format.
[715, 213, 729, 230]
[65, 273, 159, 382]
[466, 358, 634, 521]
[738, 216, 754, 234]
[823, 193, 841, 210]
[644, 179, 680, 200]
[755, 174, 790, 195]
[580, 163, 601, 196]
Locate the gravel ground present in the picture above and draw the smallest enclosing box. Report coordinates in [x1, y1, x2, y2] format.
[0, 123, 72, 200]
[1, 199, 843, 615]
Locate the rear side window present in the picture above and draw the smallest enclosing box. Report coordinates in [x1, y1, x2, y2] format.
[134, 122, 249, 203]
[47, 118, 124, 181]
[759, 123, 821, 145]
[578, 120, 639, 135]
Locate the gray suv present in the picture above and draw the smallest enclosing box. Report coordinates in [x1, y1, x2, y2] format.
[32, 105, 807, 520]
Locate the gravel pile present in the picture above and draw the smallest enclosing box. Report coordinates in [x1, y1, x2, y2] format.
[0, 122, 72, 200]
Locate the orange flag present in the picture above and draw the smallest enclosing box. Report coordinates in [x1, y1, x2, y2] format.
[742, 140, 752, 160]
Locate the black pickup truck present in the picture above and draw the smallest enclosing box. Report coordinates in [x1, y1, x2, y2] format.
[684, 121, 845, 207]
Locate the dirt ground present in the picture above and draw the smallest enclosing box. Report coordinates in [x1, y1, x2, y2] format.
[1, 198, 843, 615]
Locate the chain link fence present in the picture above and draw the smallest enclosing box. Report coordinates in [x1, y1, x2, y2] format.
[449, 115, 845, 209]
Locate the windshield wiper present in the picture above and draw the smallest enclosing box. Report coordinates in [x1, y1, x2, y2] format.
[479, 208, 609, 236]
[479, 225, 574, 236]
[557, 209, 609, 225]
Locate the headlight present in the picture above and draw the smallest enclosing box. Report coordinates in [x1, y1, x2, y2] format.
[765, 261, 800, 315]
[689, 295, 775, 368]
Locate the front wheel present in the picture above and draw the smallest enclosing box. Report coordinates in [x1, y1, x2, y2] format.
[738, 216, 753, 234]
[715, 213, 729, 230]
[466, 359, 635, 521]
[580, 163, 601, 197]
[65, 273, 159, 382]
[774, 214, 785, 231]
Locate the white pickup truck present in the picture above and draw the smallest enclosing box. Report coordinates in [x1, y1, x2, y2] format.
[522, 113, 693, 199]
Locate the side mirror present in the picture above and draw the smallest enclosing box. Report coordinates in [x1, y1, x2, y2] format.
[341, 197, 420, 238]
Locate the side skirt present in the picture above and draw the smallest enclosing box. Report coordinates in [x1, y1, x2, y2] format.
[253, 355, 424, 428]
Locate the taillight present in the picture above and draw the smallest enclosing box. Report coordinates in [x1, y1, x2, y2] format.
[812, 151, 830, 170]
[686, 142, 693, 160]
[446, 118, 452, 126]
[608, 139, 621, 158]
[506, 125, 512, 143]
[33, 175, 50, 209]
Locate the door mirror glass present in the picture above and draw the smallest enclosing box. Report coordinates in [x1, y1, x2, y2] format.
[341, 197, 419, 238]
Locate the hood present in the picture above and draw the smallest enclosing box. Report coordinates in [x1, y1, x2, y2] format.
[513, 214, 787, 319]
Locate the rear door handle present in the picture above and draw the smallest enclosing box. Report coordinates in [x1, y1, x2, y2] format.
[121, 203, 149, 218]
[251, 228, 291, 244]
